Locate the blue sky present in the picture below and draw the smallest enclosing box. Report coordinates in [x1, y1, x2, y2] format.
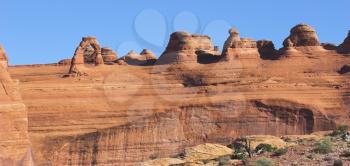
[1, 0, 349, 65]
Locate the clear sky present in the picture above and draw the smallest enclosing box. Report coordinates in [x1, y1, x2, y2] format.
[1, 0, 349, 65]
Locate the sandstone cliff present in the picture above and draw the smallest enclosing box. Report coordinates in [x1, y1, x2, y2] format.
[2, 24, 350, 165]
[0, 54, 31, 165]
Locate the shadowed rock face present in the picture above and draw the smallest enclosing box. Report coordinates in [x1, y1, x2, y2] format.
[283, 24, 320, 47]
[257, 40, 279, 60]
[338, 31, 350, 53]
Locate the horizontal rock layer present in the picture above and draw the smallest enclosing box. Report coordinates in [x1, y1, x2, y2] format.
[7, 47, 350, 165]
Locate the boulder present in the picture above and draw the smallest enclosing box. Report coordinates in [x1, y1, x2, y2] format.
[157, 31, 215, 64]
[101, 47, 117, 62]
[338, 30, 350, 53]
[184, 143, 233, 163]
[0, 44, 8, 68]
[283, 24, 320, 47]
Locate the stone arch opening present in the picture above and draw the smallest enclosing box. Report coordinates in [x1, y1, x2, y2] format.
[69, 37, 104, 74]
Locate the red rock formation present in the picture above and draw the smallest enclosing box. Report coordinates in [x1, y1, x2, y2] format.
[257, 40, 279, 60]
[58, 59, 71, 65]
[338, 30, 350, 53]
[118, 49, 157, 66]
[4, 27, 350, 165]
[0, 44, 8, 68]
[157, 32, 215, 64]
[68, 36, 104, 75]
[283, 24, 320, 47]
[221, 28, 260, 62]
[0, 57, 30, 165]
[101, 47, 117, 62]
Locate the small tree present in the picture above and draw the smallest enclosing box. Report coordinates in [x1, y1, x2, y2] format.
[255, 143, 276, 153]
[330, 125, 348, 136]
[273, 148, 288, 156]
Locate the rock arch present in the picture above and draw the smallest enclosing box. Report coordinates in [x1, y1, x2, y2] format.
[69, 37, 104, 74]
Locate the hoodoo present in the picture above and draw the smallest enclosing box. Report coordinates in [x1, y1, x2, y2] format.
[221, 28, 260, 61]
[157, 31, 215, 64]
[283, 24, 320, 47]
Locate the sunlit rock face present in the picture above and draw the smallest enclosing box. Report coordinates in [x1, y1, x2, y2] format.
[283, 24, 320, 47]
[2, 25, 350, 165]
[157, 31, 215, 64]
[0, 54, 31, 165]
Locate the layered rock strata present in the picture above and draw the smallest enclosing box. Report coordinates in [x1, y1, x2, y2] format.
[0, 54, 31, 165]
[101, 47, 117, 62]
[3, 24, 350, 165]
[283, 24, 320, 47]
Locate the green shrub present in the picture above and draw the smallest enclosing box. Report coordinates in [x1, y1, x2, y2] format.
[231, 148, 247, 160]
[274, 148, 288, 156]
[252, 157, 273, 166]
[313, 137, 333, 154]
[149, 154, 158, 160]
[255, 143, 276, 153]
[330, 125, 349, 136]
[333, 159, 343, 166]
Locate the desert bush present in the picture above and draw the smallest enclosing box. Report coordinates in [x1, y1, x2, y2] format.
[255, 143, 276, 153]
[330, 125, 349, 136]
[231, 148, 247, 160]
[333, 159, 343, 166]
[252, 157, 273, 166]
[273, 148, 288, 156]
[313, 137, 333, 154]
[229, 137, 253, 158]
[149, 154, 158, 160]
